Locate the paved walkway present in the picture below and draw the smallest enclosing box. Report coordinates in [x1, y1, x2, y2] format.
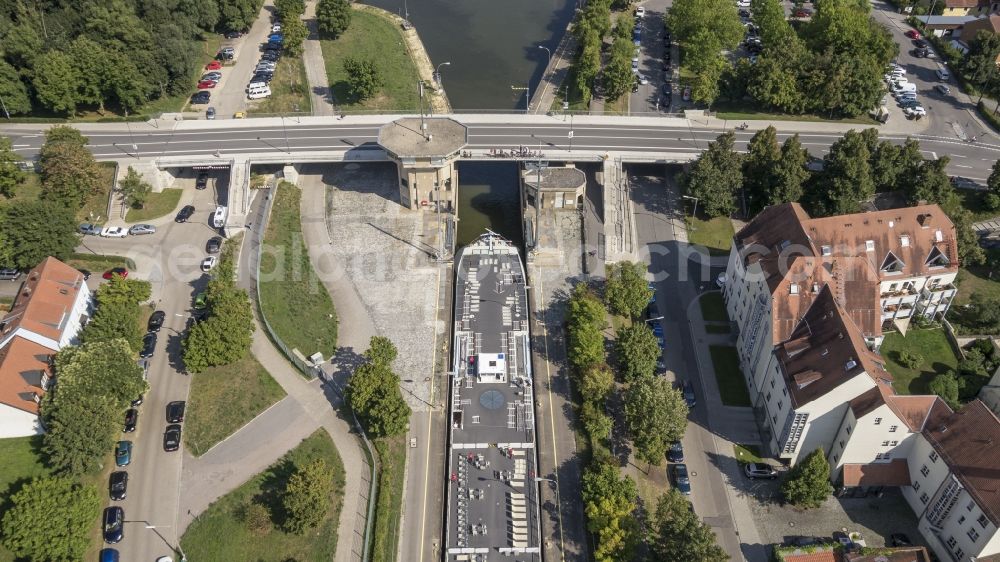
[530, 21, 577, 114]
[303, 1, 335, 116]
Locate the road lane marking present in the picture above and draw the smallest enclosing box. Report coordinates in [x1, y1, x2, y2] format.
[955, 164, 972, 168]
[536, 270, 567, 560]
[417, 265, 442, 562]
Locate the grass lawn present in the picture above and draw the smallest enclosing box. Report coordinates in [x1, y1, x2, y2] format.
[733, 443, 763, 465]
[708, 345, 751, 407]
[77, 162, 117, 224]
[685, 215, 735, 255]
[185, 356, 287, 456]
[880, 328, 960, 395]
[371, 436, 406, 562]
[713, 101, 878, 124]
[550, 71, 591, 112]
[699, 292, 729, 322]
[605, 94, 630, 116]
[181, 429, 346, 562]
[0, 436, 51, 562]
[65, 253, 136, 273]
[259, 182, 338, 358]
[956, 189, 999, 222]
[952, 249, 1000, 334]
[125, 188, 183, 223]
[250, 55, 312, 116]
[321, 9, 421, 111]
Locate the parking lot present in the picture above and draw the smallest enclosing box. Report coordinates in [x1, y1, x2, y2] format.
[630, 6, 675, 113]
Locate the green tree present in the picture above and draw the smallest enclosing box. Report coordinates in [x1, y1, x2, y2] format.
[343, 57, 384, 102]
[615, 324, 660, 383]
[807, 129, 874, 216]
[869, 140, 902, 192]
[780, 448, 833, 508]
[748, 56, 805, 113]
[80, 277, 152, 351]
[42, 394, 120, 475]
[625, 376, 688, 464]
[275, 0, 306, 18]
[604, 261, 652, 319]
[0, 201, 79, 269]
[0, 60, 31, 116]
[0, 477, 101, 561]
[38, 127, 102, 210]
[962, 30, 1000, 90]
[281, 17, 309, 57]
[32, 50, 79, 114]
[242, 501, 273, 535]
[317, 0, 352, 38]
[118, 166, 153, 209]
[51, 339, 148, 414]
[907, 157, 953, 205]
[580, 400, 614, 442]
[0, 136, 26, 198]
[771, 134, 809, 207]
[743, 126, 782, 215]
[567, 284, 608, 372]
[941, 194, 986, 266]
[898, 350, 923, 369]
[219, 0, 262, 31]
[283, 458, 336, 534]
[666, 0, 743, 49]
[574, 29, 602, 105]
[68, 37, 113, 113]
[987, 160, 1000, 209]
[683, 132, 742, 217]
[603, 38, 636, 102]
[578, 362, 615, 402]
[684, 30, 728, 106]
[364, 336, 398, 368]
[346, 361, 411, 438]
[649, 489, 728, 561]
[929, 372, 960, 410]
[581, 460, 638, 562]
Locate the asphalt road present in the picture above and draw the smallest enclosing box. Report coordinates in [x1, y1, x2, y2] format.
[4, 119, 999, 181]
[79, 174, 228, 561]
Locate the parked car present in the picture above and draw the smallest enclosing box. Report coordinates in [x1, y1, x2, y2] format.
[148, 310, 166, 332]
[123, 409, 138, 433]
[167, 401, 186, 423]
[164, 424, 181, 452]
[101, 226, 127, 238]
[936, 68, 950, 80]
[672, 463, 691, 494]
[140, 333, 157, 358]
[662, 83, 672, 97]
[635, 6, 645, 17]
[100, 549, 120, 562]
[128, 224, 156, 235]
[913, 38, 927, 48]
[0, 267, 20, 281]
[201, 256, 218, 272]
[131, 394, 144, 407]
[193, 291, 208, 310]
[196, 172, 209, 190]
[667, 441, 684, 463]
[79, 223, 102, 236]
[202, 72, 222, 81]
[206, 236, 223, 253]
[102, 507, 124, 544]
[191, 91, 211, 104]
[744, 462, 777, 479]
[77, 268, 91, 280]
[890, 533, 912, 547]
[682, 380, 696, 407]
[175, 205, 195, 223]
[102, 267, 129, 280]
[936, 84, 951, 95]
[205, 60, 222, 70]
[952, 176, 981, 189]
[114, 440, 132, 466]
[904, 106, 927, 118]
[223, 30, 243, 38]
[109, 471, 128, 501]
[197, 80, 217, 89]
[905, 29, 921, 39]
[793, 7, 812, 16]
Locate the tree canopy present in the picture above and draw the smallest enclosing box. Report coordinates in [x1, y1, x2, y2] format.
[780, 448, 833, 508]
[343, 57, 384, 102]
[604, 261, 652, 319]
[624, 376, 688, 464]
[649, 489, 728, 561]
[0, 200, 79, 269]
[0, 477, 101, 562]
[283, 458, 336, 534]
[567, 284, 608, 372]
[581, 460, 639, 562]
[347, 336, 411, 438]
[317, 0, 352, 38]
[0, 136, 25, 198]
[615, 324, 660, 383]
[684, 132, 742, 218]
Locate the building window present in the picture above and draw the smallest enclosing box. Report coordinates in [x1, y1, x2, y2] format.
[967, 500, 976, 512]
[958, 516, 966, 525]
[874, 418, 882, 425]
[920, 465, 930, 477]
[866, 240, 875, 252]
[889, 283, 898, 292]
[930, 451, 939, 463]
[889, 425, 898, 433]
[821, 245, 832, 256]
[946, 536, 957, 549]
[772, 415, 777, 424]
[845, 426, 851, 435]
[954, 549, 964, 560]
[766, 392, 772, 403]
[882, 441, 890, 447]
[890, 441, 898, 446]
[875, 453, 883, 460]
[770, 378, 776, 388]
[978, 515, 989, 529]
[920, 493, 929, 505]
[913, 481, 921, 491]
[839, 440, 845, 449]
[968, 528, 979, 542]
[833, 454, 839, 462]
[782, 387, 787, 396]
[777, 401, 783, 410]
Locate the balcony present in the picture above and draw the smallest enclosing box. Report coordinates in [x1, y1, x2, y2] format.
[881, 303, 914, 321]
[919, 283, 957, 304]
[880, 286, 918, 299]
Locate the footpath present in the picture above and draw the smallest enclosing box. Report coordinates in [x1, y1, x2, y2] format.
[302, 0, 335, 116]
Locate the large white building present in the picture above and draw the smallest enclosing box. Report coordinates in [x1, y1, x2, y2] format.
[0, 257, 91, 437]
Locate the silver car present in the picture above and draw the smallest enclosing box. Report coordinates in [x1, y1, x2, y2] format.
[128, 224, 156, 235]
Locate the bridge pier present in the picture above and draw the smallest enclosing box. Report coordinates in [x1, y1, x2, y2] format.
[128, 161, 176, 192]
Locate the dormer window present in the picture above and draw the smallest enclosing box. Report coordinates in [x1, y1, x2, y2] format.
[934, 229, 943, 242]
[926, 246, 949, 268]
[900, 235, 910, 247]
[880, 251, 904, 274]
[789, 283, 799, 295]
[865, 240, 875, 252]
[812, 283, 819, 293]
[821, 245, 832, 256]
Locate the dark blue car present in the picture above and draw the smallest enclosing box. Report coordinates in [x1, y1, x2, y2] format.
[667, 441, 684, 463]
[102, 507, 124, 544]
[99, 549, 119, 562]
[673, 463, 691, 495]
[682, 380, 696, 408]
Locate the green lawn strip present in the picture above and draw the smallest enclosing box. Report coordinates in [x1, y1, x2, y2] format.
[320, 9, 421, 111]
[181, 429, 345, 562]
[0, 436, 51, 562]
[184, 355, 287, 456]
[65, 253, 136, 273]
[880, 328, 960, 395]
[685, 215, 734, 255]
[551, 70, 591, 112]
[733, 443, 763, 465]
[77, 163, 117, 224]
[371, 436, 406, 562]
[0, 172, 42, 204]
[259, 183, 338, 358]
[125, 188, 183, 223]
[699, 292, 729, 323]
[605, 95, 630, 116]
[713, 101, 878, 124]
[705, 324, 731, 334]
[249, 55, 312, 115]
[708, 345, 751, 407]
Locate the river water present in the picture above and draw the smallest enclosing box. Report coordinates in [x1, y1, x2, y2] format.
[455, 162, 524, 247]
[362, 0, 577, 110]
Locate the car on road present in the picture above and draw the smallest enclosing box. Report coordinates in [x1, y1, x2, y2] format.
[114, 440, 132, 466]
[197, 80, 217, 89]
[196, 172, 209, 190]
[148, 310, 166, 332]
[123, 408, 138, 432]
[167, 401, 186, 423]
[682, 380, 696, 407]
[99, 548, 120, 562]
[218, 46, 235, 59]
[109, 471, 128, 500]
[744, 462, 778, 479]
[0, 267, 20, 281]
[206, 236, 223, 253]
[79, 223, 102, 236]
[635, 5, 645, 17]
[175, 205, 195, 222]
[201, 256, 218, 272]
[672, 463, 691, 494]
[905, 29, 921, 39]
[101, 226, 127, 238]
[102, 507, 124, 544]
[667, 441, 684, 463]
[164, 424, 182, 452]
[205, 60, 222, 70]
[904, 106, 926, 118]
[128, 224, 156, 235]
[935, 84, 951, 95]
[131, 394, 144, 407]
[191, 91, 211, 104]
[140, 332, 157, 358]
[102, 267, 129, 280]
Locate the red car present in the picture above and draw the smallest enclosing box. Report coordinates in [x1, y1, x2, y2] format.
[197, 80, 217, 89]
[205, 60, 222, 70]
[794, 8, 812, 17]
[906, 29, 921, 39]
[102, 267, 129, 280]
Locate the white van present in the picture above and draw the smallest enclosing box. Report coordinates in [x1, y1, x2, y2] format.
[893, 83, 917, 96]
[212, 205, 228, 228]
[247, 85, 271, 100]
[936, 68, 950, 81]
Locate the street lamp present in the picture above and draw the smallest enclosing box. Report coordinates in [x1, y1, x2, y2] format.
[681, 194, 699, 219]
[131, 522, 186, 562]
[435, 61, 451, 87]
